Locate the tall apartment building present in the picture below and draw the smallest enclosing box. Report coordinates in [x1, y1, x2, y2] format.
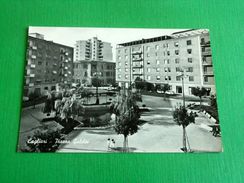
[24, 33, 74, 96]
[74, 37, 112, 62]
[73, 37, 115, 86]
[116, 29, 215, 95]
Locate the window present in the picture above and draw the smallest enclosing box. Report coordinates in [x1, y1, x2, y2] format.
[175, 50, 179, 55]
[125, 55, 128, 60]
[176, 76, 181, 81]
[187, 67, 193, 72]
[118, 56, 121, 60]
[156, 60, 160, 65]
[167, 51, 170, 56]
[165, 76, 171, 81]
[38, 61, 42, 65]
[204, 77, 208, 82]
[164, 59, 169, 64]
[125, 62, 128, 66]
[118, 74, 121, 79]
[147, 60, 150, 65]
[155, 52, 158, 57]
[187, 49, 192, 54]
[125, 75, 128, 79]
[147, 53, 150, 57]
[125, 68, 128, 72]
[147, 76, 151, 80]
[147, 46, 150, 51]
[156, 68, 160, 72]
[156, 76, 160, 80]
[174, 42, 179, 47]
[189, 76, 194, 81]
[124, 49, 127, 53]
[164, 67, 171, 72]
[186, 40, 192, 45]
[188, 58, 193, 63]
[163, 43, 169, 48]
[176, 67, 181, 72]
[118, 62, 121, 66]
[147, 68, 151, 72]
[118, 50, 121, 54]
[118, 68, 121, 72]
[175, 58, 180, 64]
[155, 45, 159, 50]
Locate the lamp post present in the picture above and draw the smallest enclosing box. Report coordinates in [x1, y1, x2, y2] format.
[177, 68, 188, 107]
[92, 72, 101, 105]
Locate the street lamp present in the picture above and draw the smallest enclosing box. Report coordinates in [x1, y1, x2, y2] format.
[177, 67, 189, 107]
[92, 72, 102, 104]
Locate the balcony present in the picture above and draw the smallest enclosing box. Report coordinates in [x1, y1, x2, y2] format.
[64, 59, 69, 63]
[202, 50, 212, 56]
[29, 83, 34, 87]
[32, 46, 37, 50]
[132, 49, 142, 54]
[31, 55, 36, 59]
[203, 71, 214, 76]
[132, 65, 143, 68]
[52, 71, 57, 74]
[201, 41, 210, 46]
[29, 74, 35, 77]
[132, 57, 142, 61]
[202, 61, 212, 65]
[132, 73, 143, 75]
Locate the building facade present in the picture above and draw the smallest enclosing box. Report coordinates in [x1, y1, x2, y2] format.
[73, 61, 115, 86]
[73, 37, 115, 86]
[24, 33, 74, 96]
[74, 37, 113, 62]
[116, 29, 215, 95]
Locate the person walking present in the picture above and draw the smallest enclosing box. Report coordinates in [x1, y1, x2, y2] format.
[111, 139, 115, 149]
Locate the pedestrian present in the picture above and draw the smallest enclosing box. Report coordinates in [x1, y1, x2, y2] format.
[111, 139, 115, 149]
[107, 138, 111, 151]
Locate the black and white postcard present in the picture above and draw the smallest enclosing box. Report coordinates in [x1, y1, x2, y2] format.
[18, 27, 222, 153]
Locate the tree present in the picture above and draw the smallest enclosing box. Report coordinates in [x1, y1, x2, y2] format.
[161, 83, 171, 100]
[92, 77, 102, 104]
[191, 87, 207, 106]
[134, 77, 145, 90]
[29, 90, 41, 109]
[110, 92, 140, 152]
[172, 106, 195, 152]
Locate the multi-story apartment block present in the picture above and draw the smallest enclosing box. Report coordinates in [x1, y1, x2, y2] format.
[24, 33, 74, 96]
[73, 61, 115, 86]
[73, 37, 115, 86]
[116, 29, 215, 95]
[74, 37, 112, 62]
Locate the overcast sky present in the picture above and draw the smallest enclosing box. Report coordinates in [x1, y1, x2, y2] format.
[29, 27, 186, 60]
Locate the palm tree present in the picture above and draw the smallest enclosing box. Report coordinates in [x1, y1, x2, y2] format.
[172, 106, 195, 152]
